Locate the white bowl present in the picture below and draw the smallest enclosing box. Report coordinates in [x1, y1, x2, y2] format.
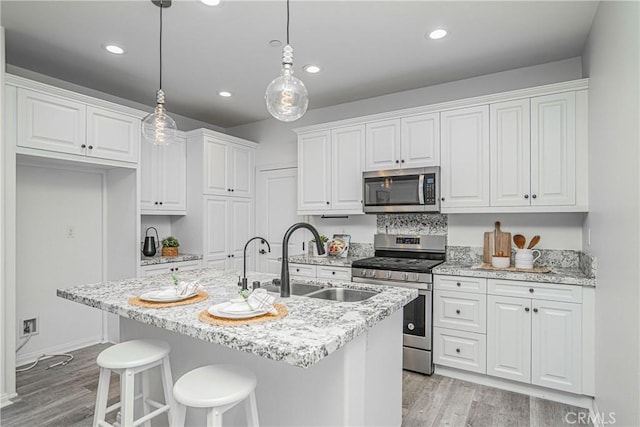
[491, 256, 510, 268]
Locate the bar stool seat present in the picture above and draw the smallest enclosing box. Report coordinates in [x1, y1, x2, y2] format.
[93, 339, 175, 427]
[173, 364, 259, 427]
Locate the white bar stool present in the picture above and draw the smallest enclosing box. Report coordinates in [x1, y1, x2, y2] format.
[173, 364, 259, 427]
[93, 339, 175, 427]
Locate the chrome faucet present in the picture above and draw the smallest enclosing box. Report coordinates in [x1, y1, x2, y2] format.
[241, 237, 271, 290]
[281, 223, 325, 297]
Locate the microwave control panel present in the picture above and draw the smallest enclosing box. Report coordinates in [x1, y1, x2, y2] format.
[424, 173, 437, 205]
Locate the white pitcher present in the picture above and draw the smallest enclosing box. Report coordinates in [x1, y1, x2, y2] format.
[515, 248, 541, 269]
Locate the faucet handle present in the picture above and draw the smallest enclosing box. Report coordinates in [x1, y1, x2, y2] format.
[272, 278, 281, 287]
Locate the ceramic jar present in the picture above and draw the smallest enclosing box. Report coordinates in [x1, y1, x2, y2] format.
[515, 249, 541, 269]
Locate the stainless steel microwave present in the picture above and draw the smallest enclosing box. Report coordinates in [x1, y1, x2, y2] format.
[362, 167, 440, 213]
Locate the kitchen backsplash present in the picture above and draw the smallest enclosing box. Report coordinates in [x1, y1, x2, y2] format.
[376, 213, 448, 235]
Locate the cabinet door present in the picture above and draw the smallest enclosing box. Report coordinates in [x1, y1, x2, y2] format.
[531, 300, 582, 393]
[17, 88, 86, 155]
[434, 290, 486, 334]
[401, 113, 440, 168]
[331, 125, 365, 211]
[157, 136, 187, 211]
[298, 131, 332, 212]
[530, 92, 576, 206]
[365, 119, 401, 170]
[203, 197, 230, 263]
[487, 295, 531, 384]
[140, 140, 159, 211]
[229, 144, 255, 198]
[229, 198, 255, 272]
[490, 99, 531, 206]
[440, 106, 490, 208]
[204, 138, 229, 195]
[86, 106, 139, 163]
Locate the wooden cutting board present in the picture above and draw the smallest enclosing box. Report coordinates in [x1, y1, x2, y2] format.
[483, 221, 512, 263]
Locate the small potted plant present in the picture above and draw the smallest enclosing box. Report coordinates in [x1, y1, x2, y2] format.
[311, 235, 329, 257]
[161, 236, 179, 257]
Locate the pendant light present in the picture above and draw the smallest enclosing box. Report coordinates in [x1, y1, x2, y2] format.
[142, 0, 178, 145]
[264, 0, 309, 122]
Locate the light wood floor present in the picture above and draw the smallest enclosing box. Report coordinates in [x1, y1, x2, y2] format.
[1, 344, 590, 426]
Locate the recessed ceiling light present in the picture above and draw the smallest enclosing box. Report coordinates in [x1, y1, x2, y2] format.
[105, 44, 124, 55]
[303, 65, 321, 74]
[428, 29, 447, 40]
[218, 91, 232, 98]
[269, 40, 282, 48]
[200, 0, 221, 5]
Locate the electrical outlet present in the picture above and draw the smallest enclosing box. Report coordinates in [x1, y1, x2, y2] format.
[21, 317, 39, 337]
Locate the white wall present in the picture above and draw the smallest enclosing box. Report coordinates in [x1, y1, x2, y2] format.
[581, 2, 640, 425]
[15, 165, 103, 365]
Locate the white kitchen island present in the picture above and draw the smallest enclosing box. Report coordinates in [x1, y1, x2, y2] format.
[58, 268, 417, 427]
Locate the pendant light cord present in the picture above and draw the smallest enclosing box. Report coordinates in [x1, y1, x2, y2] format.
[159, 0, 164, 91]
[286, 0, 290, 45]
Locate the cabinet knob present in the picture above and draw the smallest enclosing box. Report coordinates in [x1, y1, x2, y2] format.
[441, 197, 445, 202]
[533, 308, 538, 313]
[81, 144, 87, 149]
[456, 282, 461, 287]
[532, 194, 537, 199]
[525, 307, 530, 312]
[175, 267, 179, 271]
[231, 189, 235, 192]
[395, 160, 399, 164]
[332, 271, 335, 275]
[227, 255, 231, 258]
[296, 268, 300, 272]
[326, 201, 330, 205]
[455, 348, 461, 353]
[170, 268, 174, 272]
[159, 202, 163, 205]
[529, 288, 534, 293]
[154, 202, 159, 205]
[456, 309, 460, 314]
[524, 194, 529, 199]
[401, 159, 405, 163]
[231, 254, 235, 258]
[88, 145, 93, 150]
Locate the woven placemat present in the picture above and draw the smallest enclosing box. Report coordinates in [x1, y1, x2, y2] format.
[128, 291, 209, 308]
[472, 263, 552, 273]
[198, 303, 288, 326]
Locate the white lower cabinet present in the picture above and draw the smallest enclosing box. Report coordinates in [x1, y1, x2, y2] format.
[433, 327, 486, 374]
[487, 279, 583, 394]
[289, 263, 351, 281]
[140, 260, 202, 277]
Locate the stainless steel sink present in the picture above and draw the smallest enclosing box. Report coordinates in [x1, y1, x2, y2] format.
[262, 281, 325, 296]
[305, 287, 377, 302]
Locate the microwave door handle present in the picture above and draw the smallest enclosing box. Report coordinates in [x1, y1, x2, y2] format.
[418, 174, 425, 204]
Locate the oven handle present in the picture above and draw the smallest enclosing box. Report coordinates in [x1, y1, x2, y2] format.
[418, 174, 425, 205]
[352, 275, 432, 291]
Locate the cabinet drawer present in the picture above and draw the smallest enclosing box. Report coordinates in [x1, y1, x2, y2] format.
[488, 279, 582, 303]
[316, 266, 350, 281]
[141, 260, 201, 277]
[434, 290, 486, 333]
[434, 327, 486, 374]
[434, 275, 487, 293]
[289, 263, 316, 278]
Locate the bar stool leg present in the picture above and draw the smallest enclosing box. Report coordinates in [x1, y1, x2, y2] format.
[93, 368, 111, 427]
[206, 408, 223, 427]
[120, 369, 135, 427]
[141, 370, 151, 427]
[172, 402, 187, 427]
[160, 356, 176, 423]
[245, 390, 260, 427]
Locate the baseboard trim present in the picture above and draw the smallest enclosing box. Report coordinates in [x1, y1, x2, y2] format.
[435, 365, 594, 410]
[0, 392, 18, 408]
[16, 335, 103, 368]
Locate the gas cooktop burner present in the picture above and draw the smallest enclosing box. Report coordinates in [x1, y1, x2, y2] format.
[352, 256, 444, 273]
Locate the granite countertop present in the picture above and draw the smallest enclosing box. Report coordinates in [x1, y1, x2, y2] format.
[288, 255, 367, 267]
[141, 253, 203, 266]
[433, 262, 596, 287]
[57, 268, 416, 368]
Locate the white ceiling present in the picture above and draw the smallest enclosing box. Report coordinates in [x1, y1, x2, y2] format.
[1, 0, 598, 128]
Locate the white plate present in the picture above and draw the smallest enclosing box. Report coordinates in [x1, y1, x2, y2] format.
[139, 288, 199, 303]
[208, 302, 267, 319]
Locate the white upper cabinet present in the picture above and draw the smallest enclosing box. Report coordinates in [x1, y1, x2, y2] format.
[440, 105, 490, 208]
[530, 92, 576, 206]
[16, 86, 139, 164]
[297, 125, 364, 215]
[364, 113, 440, 171]
[203, 136, 254, 198]
[141, 134, 187, 214]
[490, 99, 531, 206]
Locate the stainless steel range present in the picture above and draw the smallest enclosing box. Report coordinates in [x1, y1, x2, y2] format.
[351, 234, 446, 375]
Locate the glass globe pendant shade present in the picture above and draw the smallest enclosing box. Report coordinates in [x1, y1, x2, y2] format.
[142, 90, 177, 145]
[265, 45, 309, 122]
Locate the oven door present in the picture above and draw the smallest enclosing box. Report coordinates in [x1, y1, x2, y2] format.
[403, 289, 432, 351]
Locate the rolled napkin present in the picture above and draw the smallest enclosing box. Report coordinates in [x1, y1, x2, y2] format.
[247, 288, 278, 315]
[176, 280, 202, 296]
